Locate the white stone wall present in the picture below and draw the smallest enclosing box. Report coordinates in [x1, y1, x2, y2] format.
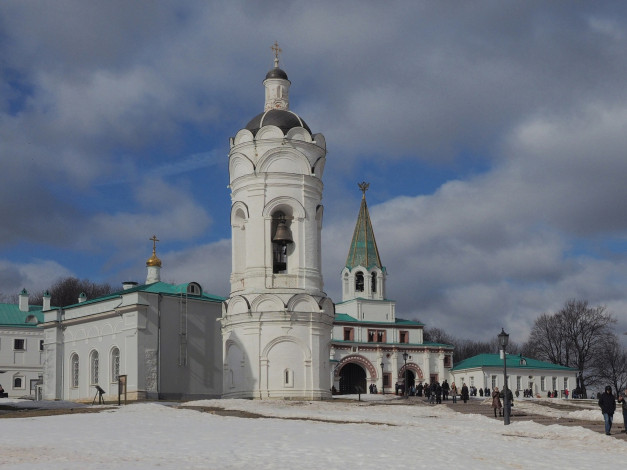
[0, 327, 44, 397]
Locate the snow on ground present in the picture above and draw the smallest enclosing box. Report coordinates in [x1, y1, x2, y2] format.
[0, 396, 625, 469]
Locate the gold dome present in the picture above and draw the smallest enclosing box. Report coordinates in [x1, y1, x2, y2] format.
[146, 253, 162, 267]
[146, 235, 162, 267]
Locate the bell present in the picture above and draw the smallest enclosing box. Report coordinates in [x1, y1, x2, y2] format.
[272, 220, 293, 245]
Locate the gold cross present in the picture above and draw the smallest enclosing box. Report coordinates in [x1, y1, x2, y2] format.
[271, 41, 282, 66]
[149, 235, 159, 254]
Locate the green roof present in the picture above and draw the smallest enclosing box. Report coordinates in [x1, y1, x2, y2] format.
[0, 303, 44, 327]
[64, 281, 226, 309]
[345, 188, 384, 270]
[334, 312, 424, 327]
[451, 353, 577, 372]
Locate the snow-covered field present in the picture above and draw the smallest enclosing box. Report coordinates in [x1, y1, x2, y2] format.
[1, 396, 624, 469]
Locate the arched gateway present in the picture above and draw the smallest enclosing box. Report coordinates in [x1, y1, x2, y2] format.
[335, 355, 378, 394]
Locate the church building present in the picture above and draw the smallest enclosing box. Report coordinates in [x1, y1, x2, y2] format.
[220, 45, 334, 400]
[41, 239, 223, 402]
[331, 184, 454, 394]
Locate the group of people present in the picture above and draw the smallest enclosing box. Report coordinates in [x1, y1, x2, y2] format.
[598, 385, 627, 436]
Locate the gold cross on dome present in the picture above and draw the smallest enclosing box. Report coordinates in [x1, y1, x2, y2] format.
[149, 235, 159, 254]
[271, 41, 282, 66]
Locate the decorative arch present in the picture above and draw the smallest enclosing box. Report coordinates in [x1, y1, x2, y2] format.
[318, 297, 335, 316]
[287, 293, 319, 313]
[258, 148, 311, 175]
[333, 354, 378, 379]
[230, 201, 250, 225]
[312, 133, 326, 150]
[261, 336, 311, 361]
[255, 125, 284, 140]
[262, 196, 306, 219]
[229, 153, 255, 181]
[233, 128, 254, 145]
[225, 296, 251, 315]
[285, 127, 313, 142]
[399, 362, 424, 382]
[250, 293, 285, 313]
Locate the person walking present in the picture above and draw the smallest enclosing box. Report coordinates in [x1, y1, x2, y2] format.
[617, 388, 627, 434]
[451, 383, 458, 404]
[461, 383, 469, 403]
[598, 385, 616, 435]
[492, 386, 503, 417]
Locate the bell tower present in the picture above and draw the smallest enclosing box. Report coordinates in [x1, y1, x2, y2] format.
[221, 45, 334, 399]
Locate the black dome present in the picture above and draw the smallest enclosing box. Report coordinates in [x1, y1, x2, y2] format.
[245, 109, 311, 136]
[265, 67, 288, 80]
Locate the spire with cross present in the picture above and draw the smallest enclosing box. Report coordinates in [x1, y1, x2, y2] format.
[271, 41, 282, 68]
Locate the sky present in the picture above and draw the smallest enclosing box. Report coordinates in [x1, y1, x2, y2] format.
[0, 396, 625, 468]
[1, 1, 627, 344]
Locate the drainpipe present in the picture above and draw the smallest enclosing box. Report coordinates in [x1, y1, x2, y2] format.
[157, 293, 162, 399]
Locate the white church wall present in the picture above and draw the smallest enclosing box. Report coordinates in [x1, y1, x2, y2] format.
[0, 327, 44, 397]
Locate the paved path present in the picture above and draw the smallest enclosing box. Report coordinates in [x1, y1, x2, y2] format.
[415, 397, 627, 439]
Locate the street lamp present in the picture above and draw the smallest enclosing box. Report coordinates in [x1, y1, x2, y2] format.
[402, 351, 409, 398]
[498, 328, 510, 425]
[380, 361, 385, 395]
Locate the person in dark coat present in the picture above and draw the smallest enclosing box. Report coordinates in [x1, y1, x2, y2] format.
[417, 382, 423, 397]
[461, 383, 469, 403]
[617, 388, 627, 434]
[598, 385, 617, 435]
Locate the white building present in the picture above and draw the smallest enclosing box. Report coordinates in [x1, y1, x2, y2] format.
[0, 289, 45, 397]
[221, 48, 334, 399]
[41, 243, 224, 402]
[450, 353, 578, 397]
[331, 185, 454, 394]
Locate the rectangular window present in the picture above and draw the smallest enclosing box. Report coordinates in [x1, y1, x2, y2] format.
[40, 340, 44, 351]
[443, 356, 451, 367]
[552, 377, 557, 391]
[563, 377, 568, 390]
[491, 375, 497, 389]
[14, 339, 25, 350]
[13, 376, 24, 389]
[343, 328, 354, 341]
[470, 376, 474, 387]
[399, 331, 408, 344]
[516, 376, 521, 390]
[383, 373, 391, 388]
[541, 376, 545, 391]
[367, 329, 386, 343]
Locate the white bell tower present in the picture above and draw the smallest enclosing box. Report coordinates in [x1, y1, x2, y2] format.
[221, 44, 334, 400]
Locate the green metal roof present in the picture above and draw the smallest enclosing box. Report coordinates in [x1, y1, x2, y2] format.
[345, 188, 384, 271]
[0, 303, 44, 327]
[334, 312, 424, 327]
[63, 281, 226, 309]
[451, 353, 577, 372]
[333, 339, 453, 349]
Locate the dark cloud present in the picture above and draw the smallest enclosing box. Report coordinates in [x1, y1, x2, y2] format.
[1, 1, 627, 343]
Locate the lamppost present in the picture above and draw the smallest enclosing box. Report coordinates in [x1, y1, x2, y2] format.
[402, 351, 409, 398]
[498, 328, 510, 425]
[380, 361, 385, 395]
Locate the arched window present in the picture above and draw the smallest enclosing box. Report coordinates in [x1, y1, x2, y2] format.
[355, 271, 364, 292]
[371, 272, 377, 293]
[90, 350, 99, 385]
[343, 272, 349, 294]
[111, 347, 120, 383]
[70, 354, 79, 388]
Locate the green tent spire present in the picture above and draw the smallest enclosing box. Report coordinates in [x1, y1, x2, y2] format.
[345, 182, 383, 270]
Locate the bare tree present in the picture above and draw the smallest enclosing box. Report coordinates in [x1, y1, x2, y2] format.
[31, 277, 114, 307]
[592, 333, 627, 395]
[525, 299, 616, 397]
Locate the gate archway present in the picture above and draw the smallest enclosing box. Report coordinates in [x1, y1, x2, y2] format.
[339, 363, 367, 394]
